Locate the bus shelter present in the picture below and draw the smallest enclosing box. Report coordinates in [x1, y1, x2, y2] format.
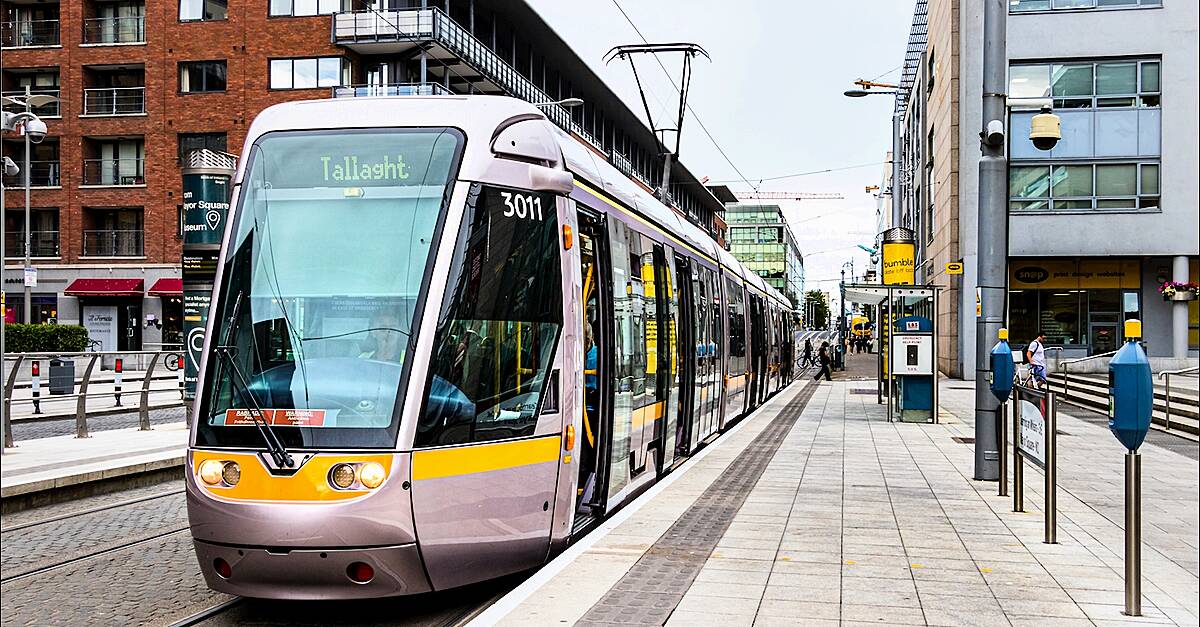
[842, 284, 942, 423]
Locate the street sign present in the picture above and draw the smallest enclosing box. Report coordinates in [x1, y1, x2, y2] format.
[946, 261, 964, 274]
[976, 287, 982, 318]
[23, 266, 37, 288]
[1018, 398, 1047, 468]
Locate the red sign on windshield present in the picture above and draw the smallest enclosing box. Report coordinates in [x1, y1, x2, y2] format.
[224, 409, 327, 426]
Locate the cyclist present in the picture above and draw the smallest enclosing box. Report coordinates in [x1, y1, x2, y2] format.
[1026, 332, 1048, 389]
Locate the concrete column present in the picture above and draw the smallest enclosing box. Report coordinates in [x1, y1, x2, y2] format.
[1172, 255, 1189, 357]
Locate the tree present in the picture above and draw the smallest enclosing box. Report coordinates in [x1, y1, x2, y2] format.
[804, 290, 830, 330]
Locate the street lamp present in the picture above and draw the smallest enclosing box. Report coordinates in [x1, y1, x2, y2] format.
[3, 90, 58, 325]
[533, 97, 584, 108]
[844, 79, 901, 230]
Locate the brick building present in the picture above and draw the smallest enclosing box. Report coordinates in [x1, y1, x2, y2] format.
[3, 0, 728, 350]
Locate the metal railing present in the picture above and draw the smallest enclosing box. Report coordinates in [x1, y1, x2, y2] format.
[1057, 349, 1118, 399]
[331, 82, 451, 98]
[83, 87, 146, 115]
[3, 230, 60, 258]
[332, 7, 606, 154]
[82, 16, 145, 44]
[0, 20, 61, 47]
[1, 160, 61, 187]
[82, 229, 144, 257]
[1158, 365, 1199, 432]
[81, 157, 145, 185]
[2, 349, 185, 448]
[1, 88, 61, 116]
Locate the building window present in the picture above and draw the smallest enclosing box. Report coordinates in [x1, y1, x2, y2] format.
[269, 0, 343, 17]
[177, 132, 227, 159]
[180, 0, 227, 21]
[179, 61, 227, 93]
[1009, 59, 1160, 109]
[1011, 0, 1160, 12]
[269, 57, 348, 90]
[1010, 161, 1159, 212]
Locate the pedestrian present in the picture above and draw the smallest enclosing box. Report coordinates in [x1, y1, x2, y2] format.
[781, 337, 793, 382]
[813, 341, 833, 382]
[802, 338, 814, 369]
[1026, 332, 1048, 389]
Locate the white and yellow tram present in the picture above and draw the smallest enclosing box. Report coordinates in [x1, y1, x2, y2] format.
[187, 95, 799, 599]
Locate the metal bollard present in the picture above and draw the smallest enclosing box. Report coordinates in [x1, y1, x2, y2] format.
[177, 355, 185, 400]
[138, 353, 160, 431]
[998, 401, 1007, 497]
[1013, 396, 1023, 513]
[113, 357, 124, 407]
[76, 354, 99, 439]
[1124, 450, 1141, 616]
[31, 360, 42, 415]
[1045, 393, 1057, 544]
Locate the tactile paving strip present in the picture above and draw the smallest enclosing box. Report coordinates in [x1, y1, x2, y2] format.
[575, 382, 818, 626]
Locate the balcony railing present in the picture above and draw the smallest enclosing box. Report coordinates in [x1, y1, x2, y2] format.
[82, 230, 143, 257]
[331, 82, 452, 98]
[82, 16, 145, 44]
[1, 89, 62, 117]
[0, 20, 61, 47]
[1, 161, 61, 187]
[4, 230, 60, 258]
[83, 87, 146, 115]
[332, 8, 604, 154]
[81, 158, 145, 186]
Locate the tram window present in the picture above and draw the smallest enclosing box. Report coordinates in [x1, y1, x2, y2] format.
[415, 184, 563, 448]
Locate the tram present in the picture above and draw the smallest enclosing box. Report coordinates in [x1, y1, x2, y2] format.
[186, 96, 799, 599]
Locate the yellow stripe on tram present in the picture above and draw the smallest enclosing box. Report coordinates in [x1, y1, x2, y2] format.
[411, 435, 561, 481]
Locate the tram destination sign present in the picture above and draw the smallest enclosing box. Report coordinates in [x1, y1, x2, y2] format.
[1018, 399, 1047, 468]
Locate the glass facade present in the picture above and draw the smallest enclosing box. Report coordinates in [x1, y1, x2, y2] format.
[725, 203, 804, 307]
[1008, 258, 1142, 354]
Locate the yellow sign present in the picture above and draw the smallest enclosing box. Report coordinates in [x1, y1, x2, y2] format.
[1010, 259, 1140, 289]
[881, 242, 915, 285]
[946, 262, 964, 275]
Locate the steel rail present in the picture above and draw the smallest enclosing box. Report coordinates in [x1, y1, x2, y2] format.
[0, 488, 184, 533]
[0, 526, 189, 583]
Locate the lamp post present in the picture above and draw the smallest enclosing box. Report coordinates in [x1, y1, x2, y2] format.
[533, 97, 584, 108]
[3, 89, 58, 324]
[845, 80, 901, 229]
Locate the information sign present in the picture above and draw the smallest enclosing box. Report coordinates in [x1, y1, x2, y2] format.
[1018, 398, 1047, 468]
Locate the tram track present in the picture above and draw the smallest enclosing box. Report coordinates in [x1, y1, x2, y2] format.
[0, 488, 184, 533]
[0, 525, 191, 583]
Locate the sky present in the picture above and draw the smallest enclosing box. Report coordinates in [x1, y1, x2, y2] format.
[526, 0, 914, 311]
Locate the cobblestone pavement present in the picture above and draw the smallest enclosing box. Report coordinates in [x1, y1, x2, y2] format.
[10, 406, 186, 441]
[1, 491, 186, 579]
[0, 479, 182, 530]
[0, 531, 230, 627]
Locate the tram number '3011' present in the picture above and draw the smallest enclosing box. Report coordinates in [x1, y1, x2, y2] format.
[500, 191, 545, 221]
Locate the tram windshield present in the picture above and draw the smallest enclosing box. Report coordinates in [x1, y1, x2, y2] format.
[196, 128, 464, 449]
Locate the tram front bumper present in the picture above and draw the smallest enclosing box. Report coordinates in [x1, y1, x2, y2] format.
[193, 540, 431, 600]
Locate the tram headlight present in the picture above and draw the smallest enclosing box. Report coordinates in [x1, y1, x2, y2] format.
[198, 460, 225, 486]
[330, 463, 357, 490]
[359, 462, 386, 489]
[221, 461, 241, 486]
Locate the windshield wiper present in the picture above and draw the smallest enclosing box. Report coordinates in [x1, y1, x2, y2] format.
[212, 289, 294, 469]
[213, 347, 294, 469]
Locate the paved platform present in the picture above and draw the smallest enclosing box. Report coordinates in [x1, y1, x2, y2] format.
[0, 422, 187, 501]
[476, 356, 1200, 626]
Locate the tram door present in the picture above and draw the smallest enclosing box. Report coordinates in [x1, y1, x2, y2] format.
[576, 213, 612, 516]
[673, 255, 696, 458]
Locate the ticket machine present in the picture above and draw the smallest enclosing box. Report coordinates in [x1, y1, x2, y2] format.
[892, 315, 934, 422]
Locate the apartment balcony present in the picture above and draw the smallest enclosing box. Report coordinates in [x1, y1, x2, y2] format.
[4, 230, 60, 258]
[81, 158, 144, 186]
[332, 8, 602, 152]
[0, 19, 60, 48]
[1, 160, 61, 187]
[1, 88, 61, 117]
[83, 87, 145, 116]
[82, 229, 142, 257]
[82, 16, 144, 45]
[331, 82, 452, 98]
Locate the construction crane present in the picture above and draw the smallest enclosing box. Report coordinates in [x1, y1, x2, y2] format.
[732, 191, 844, 201]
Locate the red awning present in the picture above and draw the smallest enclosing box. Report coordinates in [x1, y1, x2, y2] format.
[64, 278, 145, 297]
[148, 278, 183, 296]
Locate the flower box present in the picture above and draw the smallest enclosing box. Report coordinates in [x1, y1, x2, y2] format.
[1167, 291, 1197, 302]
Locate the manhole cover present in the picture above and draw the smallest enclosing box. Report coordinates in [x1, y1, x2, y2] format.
[952, 436, 975, 444]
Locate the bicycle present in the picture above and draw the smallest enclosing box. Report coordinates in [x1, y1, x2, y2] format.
[164, 352, 185, 372]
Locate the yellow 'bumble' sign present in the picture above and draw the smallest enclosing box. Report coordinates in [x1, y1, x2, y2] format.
[882, 243, 915, 285]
